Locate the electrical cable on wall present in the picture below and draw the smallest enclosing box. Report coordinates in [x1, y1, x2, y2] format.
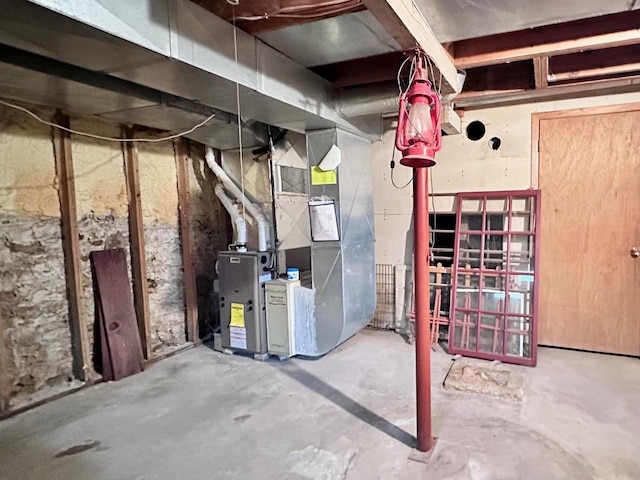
[0, 99, 217, 143]
[389, 144, 413, 189]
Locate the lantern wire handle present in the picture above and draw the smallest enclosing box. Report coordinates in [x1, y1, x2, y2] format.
[395, 48, 443, 147]
[397, 56, 413, 95]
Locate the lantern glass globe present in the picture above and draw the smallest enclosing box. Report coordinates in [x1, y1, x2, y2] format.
[406, 101, 433, 143]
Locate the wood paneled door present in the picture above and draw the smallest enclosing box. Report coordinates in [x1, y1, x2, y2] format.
[534, 104, 640, 356]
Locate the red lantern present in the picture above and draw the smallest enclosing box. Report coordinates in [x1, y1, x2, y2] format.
[395, 54, 442, 168]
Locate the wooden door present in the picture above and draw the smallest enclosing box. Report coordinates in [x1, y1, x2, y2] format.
[537, 107, 640, 355]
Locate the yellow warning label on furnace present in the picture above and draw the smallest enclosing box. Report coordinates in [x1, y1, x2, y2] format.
[230, 303, 245, 327]
[311, 166, 337, 185]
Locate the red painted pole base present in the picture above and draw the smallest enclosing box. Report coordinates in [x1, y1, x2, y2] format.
[409, 437, 439, 463]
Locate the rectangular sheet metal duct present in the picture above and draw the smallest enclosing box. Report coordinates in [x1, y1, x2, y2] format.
[304, 129, 376, 355]
[0, 0, 379, 137]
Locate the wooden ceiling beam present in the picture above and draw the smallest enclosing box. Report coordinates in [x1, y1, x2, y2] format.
[453, 10, 640, 69]
[548, 44, 640, 82]
[361, 0, 462, 93]
[463, 60, 535, 93]
[550, 63, 640, 83]
[454, 76, 640, 110]
[311, 52, 407, 88]
[533, 57, 549, 89]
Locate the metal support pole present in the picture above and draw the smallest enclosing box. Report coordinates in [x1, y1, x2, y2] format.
[414, 167, 433, 452]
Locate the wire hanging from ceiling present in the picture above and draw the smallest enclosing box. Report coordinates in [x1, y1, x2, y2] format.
[232, 0, 356, 21]
[0, 99, 218, 143]
[231, 5, 247, 227]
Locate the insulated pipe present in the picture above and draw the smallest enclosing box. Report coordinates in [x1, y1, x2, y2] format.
[414, 167, 433, 453]
[205, 147, 270, 252]
[214, 184, 247, 252]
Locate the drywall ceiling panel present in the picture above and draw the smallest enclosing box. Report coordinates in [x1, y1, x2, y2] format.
[416, 0, 633, 42]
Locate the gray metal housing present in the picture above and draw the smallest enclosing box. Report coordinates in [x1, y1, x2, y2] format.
[305, 129, 376, 356]
[0, 0, 380, 140]
[218, 252, 270, 355]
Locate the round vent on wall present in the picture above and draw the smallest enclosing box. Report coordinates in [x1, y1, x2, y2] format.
[466, 120, 486, 141]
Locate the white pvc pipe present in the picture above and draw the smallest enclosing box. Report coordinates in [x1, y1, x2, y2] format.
[205, 147, 270, 252]
[214, 184, 247, 252]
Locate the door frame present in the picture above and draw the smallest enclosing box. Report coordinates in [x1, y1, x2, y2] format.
[532, 102, 640, 356]
[530, 102, 640, 189]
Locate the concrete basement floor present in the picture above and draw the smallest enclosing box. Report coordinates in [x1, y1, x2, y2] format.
[0, 330, 639, 480]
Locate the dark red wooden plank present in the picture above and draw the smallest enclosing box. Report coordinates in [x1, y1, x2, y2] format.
[91, 249, 144, 381]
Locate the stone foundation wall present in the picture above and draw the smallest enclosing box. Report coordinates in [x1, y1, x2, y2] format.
[0, 215, 79, 410]
[187, 144, 229, 337]
[77, 212, 131, 371]
[138, 137, 186, 354]
[0, 103, 78, 410]
[70, 117, 131, 375]
[0, 103, 225, 412]
[144, 223, 186, 353]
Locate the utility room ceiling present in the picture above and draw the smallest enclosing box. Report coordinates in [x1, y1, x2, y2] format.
[192, 0, 640, 108]
[193, 0, 639, 41]
[191, 0, 364, 34]
[416, 0, 640, 43]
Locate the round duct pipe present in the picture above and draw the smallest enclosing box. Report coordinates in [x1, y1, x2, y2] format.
[335, 70, 467, 118]
[335, 84, 400, 118]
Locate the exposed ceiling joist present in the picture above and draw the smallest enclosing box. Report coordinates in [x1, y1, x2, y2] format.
[453, 10, 640, 69]
[548, 45, 640, 82]
[361, 0, 461, 93]
[454, 75, 640, 109]
[533, 57, 549, 89]
[311, 52, 407, 88]
[463, 61, 534, 93]
[550, 63, 640, 82]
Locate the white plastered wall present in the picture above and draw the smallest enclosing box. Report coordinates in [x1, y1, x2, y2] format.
[372, 91, 640, 266]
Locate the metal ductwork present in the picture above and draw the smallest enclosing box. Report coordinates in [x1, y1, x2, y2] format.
[302, 129, 376, 356]
[0, 0, 380, 138]
[335, 70, 467, 118]
[336, 84, 400, 118]
[335, 70, 467, 134]
[0, 43, 271, 151]
[212, 128, 376, 358]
